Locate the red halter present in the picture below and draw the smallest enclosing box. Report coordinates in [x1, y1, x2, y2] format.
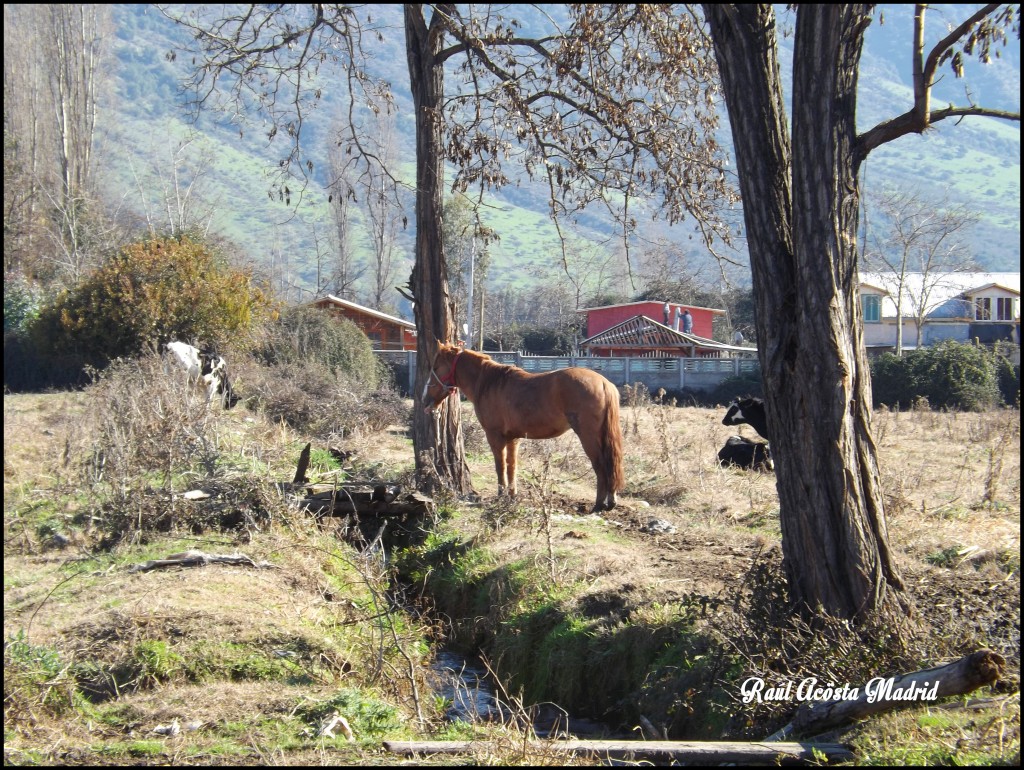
[431, 350, 462, 393]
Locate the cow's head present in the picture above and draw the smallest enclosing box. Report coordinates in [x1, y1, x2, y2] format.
[722, 397, 759, 426]
[199, 350, 240, 409]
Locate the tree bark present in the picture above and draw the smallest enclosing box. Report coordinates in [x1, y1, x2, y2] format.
[704, 5, 909, 624]
[405, 5, 473, 494]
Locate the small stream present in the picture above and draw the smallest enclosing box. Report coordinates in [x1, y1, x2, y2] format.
[429, 650, 616, 738]
[429, 651, 508, 724]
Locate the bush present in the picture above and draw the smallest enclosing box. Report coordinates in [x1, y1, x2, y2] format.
[257, 305, 382, 391]
[515, 323, 581, 356]
[240, 359, 409, 440]
[243, 304, 408, 439]
[24, 235, 272, 386]
[868, 352, 913, 409]
[993, 342, 1020, 408]
[3, 275, 40, 334]
[870, 340, 1012, 411]
[703, 372, 764, 406]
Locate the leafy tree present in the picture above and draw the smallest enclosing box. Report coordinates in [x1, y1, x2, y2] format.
[703, 4, 1019, 624]
[31, 234, 273, 368]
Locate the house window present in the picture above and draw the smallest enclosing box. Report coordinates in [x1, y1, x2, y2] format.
[996, 297, 1015, 321]
[975, 297, 991, 321]
[862, 294, 881, 323]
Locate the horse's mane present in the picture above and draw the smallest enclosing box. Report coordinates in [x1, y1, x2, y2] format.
[452, 347, 521, 397]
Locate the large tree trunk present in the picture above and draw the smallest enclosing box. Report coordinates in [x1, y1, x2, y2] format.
[704, 4, 909, 623]
[405, 5, 472, 495]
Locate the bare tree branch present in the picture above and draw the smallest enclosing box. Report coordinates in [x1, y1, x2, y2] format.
[857, 4, 1020, 161]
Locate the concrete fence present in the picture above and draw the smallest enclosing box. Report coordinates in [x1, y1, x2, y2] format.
[376, 350, 761, 396]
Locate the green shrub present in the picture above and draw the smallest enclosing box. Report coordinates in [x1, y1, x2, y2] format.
[915, 340, 1001, 410]
[25, 234, 273, 385]
[869, 352, 915, 409]
[4, 631, 77, 717]
[704, 372, 763, 405]
[3, 276, 40, 334]
[993, 342, 1020, 408]
[870, 340, 1011, 411]
[257, 305, 382, 390]
[515, 323, 581, 356]
[246, 306, 410, 438]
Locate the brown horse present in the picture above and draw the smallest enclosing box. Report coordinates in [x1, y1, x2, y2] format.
[422, 343, 625, 511]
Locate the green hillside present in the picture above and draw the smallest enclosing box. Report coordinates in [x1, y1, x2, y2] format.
[98, 5, 1020, 310]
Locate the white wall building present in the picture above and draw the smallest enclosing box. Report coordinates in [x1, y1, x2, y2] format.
[858, 271, 1020, 354]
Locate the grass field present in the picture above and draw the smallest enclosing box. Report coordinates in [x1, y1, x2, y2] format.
[4, 359, 1020, 765]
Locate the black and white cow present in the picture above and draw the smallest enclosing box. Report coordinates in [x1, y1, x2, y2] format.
[722, 397, 770, 442]
[165, 341, 240, 408]
[717, 435, 773, 472]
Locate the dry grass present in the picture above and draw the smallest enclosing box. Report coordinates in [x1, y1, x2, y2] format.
[433, 388, 1019, 757]
[4, 376, 1020, 764]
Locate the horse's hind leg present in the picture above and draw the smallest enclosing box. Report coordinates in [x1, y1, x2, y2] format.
[576, 427, 611, 512]
[593, 469, 617, 512]
[594, 472, 609, 512]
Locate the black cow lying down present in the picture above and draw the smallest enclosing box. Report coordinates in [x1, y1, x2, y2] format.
[718, 435, 773, 472]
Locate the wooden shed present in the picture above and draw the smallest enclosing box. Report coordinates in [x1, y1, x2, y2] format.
[312, 295, 416, 351]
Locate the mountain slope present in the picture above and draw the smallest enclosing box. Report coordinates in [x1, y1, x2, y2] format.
[97, 5, 1020, 309]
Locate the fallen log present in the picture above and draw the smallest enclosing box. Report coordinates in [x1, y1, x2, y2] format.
[767, 648, 1006, 739]
[382, 739, 853, 764]
[128, 549, 273, 573]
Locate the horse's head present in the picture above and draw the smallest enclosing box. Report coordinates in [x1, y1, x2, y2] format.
[422, 343, 463, 413]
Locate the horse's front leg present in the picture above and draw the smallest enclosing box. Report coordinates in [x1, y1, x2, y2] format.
[486, 434, 510, 496]
[506, 438, 521, 497]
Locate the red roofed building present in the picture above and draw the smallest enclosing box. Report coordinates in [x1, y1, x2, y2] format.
[578, 301, 748, 358]
[582, 300, 720, 339]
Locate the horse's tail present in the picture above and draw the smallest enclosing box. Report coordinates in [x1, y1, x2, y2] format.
[603, 383, 626, 492]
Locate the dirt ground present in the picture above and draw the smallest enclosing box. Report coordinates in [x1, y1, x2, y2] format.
[446, 399, 1021, 689]
[4, 390, 1021, 763]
